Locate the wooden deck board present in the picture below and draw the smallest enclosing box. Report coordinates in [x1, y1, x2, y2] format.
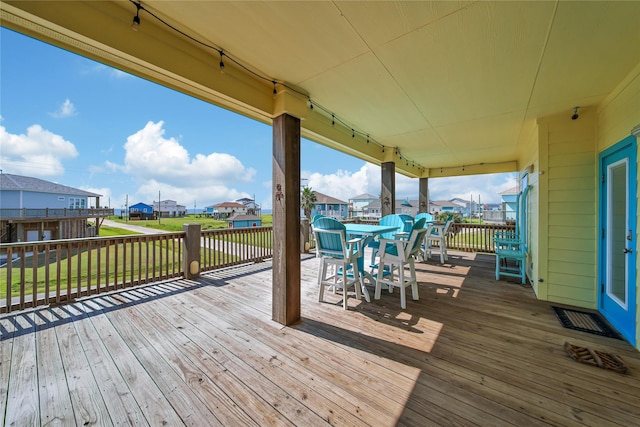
[1, 251, 639, 426]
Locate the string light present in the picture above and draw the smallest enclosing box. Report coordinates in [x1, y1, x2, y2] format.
[131, 2, 141, 32]
[219, 50, 225, 74]
[272, 81, 277, 97]
[331, 115, 335, 126]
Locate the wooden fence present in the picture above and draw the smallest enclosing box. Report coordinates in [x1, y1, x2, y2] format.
[447, 223, 516, 253]
[1, 227, 273, 313]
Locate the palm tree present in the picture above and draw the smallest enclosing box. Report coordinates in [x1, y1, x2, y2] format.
[301, 187, 317, 220]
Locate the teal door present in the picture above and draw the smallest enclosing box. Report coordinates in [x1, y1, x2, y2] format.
[599, 136, 637, 345]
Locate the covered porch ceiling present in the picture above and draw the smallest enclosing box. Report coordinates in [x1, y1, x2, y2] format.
[2, 1, 639, 178]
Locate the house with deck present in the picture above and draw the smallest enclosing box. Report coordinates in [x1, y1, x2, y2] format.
[153, 199, 186, 218]
[310, 192, 349, 219]
[0, 173, 111, 242]
[128, 202, 154, 220]
[348, 193, 378, 217]
[2, 2, 640, 424]
[206, 201, 248, 219]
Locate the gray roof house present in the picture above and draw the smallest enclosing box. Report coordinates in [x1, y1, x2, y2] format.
[0, 173, 112, 242]
[348, 193, 379, 217]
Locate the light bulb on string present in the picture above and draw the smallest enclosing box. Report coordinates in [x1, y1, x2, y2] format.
[131, 2, 141, 31]
[219, 50, 225, 74]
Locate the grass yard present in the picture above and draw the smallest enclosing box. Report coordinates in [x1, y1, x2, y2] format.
[109, 214, 273, 232]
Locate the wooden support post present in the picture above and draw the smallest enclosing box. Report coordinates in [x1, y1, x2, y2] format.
[272, 113, 301, 325]
[381, 161, 395, 217]
[419, 177, 429, 213]
[95, 196, 101, 236]
[182, 223, 201, 280]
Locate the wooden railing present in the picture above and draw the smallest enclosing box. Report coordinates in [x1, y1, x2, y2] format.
[0, 226, 273, 313]
[0, 208, 113, 219]
[200, 227, 273, 271]
[447, 223, 516, 253]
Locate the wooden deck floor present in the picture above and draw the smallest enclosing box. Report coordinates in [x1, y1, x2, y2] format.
[1, 251, 639, 426]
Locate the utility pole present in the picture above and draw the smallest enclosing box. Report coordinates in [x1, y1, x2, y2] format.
[125, 194, 128, 222]
[158, 190, 161, 224]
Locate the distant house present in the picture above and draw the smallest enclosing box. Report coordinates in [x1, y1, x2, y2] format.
[430, 200, 466, 216]
[362, 198, 422, 218]
[227, 214, 262, 229]
[396, 199, 419, 216]
[153, 200, 186, 218]
[0, 173, 111, 242]
[206, 201, 248, 219]
[363, 200, 381, 218]
[348, 193, 378, 217]
[235, 197, 261, 216]
[128, 202, 154, 220]
[311, 192, 349, 219]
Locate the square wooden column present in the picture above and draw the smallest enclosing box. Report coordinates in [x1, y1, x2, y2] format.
[419, 177, 429, 213]
[381, 161, 395, 217]
[272, 113, 301, 325]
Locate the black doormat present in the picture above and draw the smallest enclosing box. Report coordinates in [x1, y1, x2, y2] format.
[551, 306, 622, 339]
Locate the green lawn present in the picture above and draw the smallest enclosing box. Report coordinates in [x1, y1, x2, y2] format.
[109, 214, 273, 232]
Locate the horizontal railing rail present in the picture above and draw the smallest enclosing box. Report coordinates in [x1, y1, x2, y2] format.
[0, 208, 114, 220]
[1, 226, 273, 313]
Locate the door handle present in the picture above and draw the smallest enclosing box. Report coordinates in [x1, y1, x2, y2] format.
[623, 248, 633, 254]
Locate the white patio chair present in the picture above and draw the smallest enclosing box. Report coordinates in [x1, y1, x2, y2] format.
[313, 217, 364, 309]
[422, 218, 453, 263]
[374, 218, 427, 309]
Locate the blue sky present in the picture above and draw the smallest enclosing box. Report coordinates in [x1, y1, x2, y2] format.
[1, 28, 516, 211]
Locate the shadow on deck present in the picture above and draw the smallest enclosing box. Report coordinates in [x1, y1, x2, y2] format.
[1, 251, 638, 426]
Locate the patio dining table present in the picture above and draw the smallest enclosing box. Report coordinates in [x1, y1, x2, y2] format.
[344, 223, 400, 301]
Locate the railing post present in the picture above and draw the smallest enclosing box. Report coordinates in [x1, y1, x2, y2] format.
[300, 218, 310, 253]
[183, 224, 201, 279]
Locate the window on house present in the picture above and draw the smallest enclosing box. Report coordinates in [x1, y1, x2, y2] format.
[68, 198, 86, 209]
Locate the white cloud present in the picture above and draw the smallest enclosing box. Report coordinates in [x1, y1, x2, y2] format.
[305, 163, 376, 202]
[50, 98, 76, 118]
[107, 121, 256, 206]
[0, 124, 78, 176]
